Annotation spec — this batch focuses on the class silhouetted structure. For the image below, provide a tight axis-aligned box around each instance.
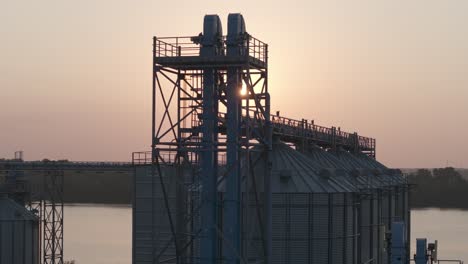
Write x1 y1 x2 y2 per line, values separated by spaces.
0 160 64 264
132 14 409 264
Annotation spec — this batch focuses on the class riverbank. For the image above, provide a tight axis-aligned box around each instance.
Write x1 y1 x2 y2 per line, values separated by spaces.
3 166 468 209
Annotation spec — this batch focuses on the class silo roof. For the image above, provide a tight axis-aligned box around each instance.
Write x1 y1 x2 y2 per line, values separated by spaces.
264 142 355 193
303 148 384 189
305 145 354 170
0 197 38 221
299 145 373 190
330 149 406 187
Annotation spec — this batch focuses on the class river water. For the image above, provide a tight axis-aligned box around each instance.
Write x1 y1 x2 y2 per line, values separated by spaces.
63 205 467 263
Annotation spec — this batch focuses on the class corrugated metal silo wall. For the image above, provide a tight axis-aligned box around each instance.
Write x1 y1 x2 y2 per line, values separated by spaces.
380 184 409 264
133 178 359 264
269 192 356 264
362 158 410 264
358 189 382 264
359 195 370 263
134 164 223 264
133 163 405 264
133 165 179 264
0 203 39 264
328 150 411 264
241 192 263 263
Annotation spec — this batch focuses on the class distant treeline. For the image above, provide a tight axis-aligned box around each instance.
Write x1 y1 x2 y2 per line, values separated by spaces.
3 165 468 208
17 170 133 204
408 167 468 209
60 171 132 204
52 167 468 209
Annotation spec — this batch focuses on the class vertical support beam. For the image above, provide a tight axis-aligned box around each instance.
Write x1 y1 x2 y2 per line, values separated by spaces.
370 193 374 262
176 69 187 263
406 185 411 264
354 194 360 264
373 139 377 159
388 187 393 264
43 170 64 264
301 119 306 150
151 36 157 159
331 127 337 153
308 194 313 263
377 190 382 264
353 132 359 154
343 194 348 264
264 45 273 264
176 156 187 263
149 36 157 264
328 194 333 264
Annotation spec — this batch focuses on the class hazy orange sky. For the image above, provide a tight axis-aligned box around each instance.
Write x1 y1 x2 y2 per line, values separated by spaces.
1 0 468 168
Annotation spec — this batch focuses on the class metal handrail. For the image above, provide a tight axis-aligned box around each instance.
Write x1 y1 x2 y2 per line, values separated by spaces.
153 35 268 63
410 259 464 264
0 160 132 168
132 150 226 166
270 114 375 150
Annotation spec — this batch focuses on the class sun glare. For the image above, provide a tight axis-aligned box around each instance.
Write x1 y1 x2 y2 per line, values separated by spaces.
240 82 247 96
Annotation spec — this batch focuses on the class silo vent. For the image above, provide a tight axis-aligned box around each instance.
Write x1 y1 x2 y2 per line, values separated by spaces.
335 168 346 177
319 169 332 180
350 169 360 178
388 168 402 175
279 169 291 182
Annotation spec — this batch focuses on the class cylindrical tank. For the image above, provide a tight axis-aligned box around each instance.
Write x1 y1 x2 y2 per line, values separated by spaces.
299 145 381 264
0 196 39 264
133 144 409 264
327 149 408 264
135 160 210 264
251 142 358 264
352 154 409 264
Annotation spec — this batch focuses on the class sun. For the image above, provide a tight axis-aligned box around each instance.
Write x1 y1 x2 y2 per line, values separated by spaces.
240 82 247 96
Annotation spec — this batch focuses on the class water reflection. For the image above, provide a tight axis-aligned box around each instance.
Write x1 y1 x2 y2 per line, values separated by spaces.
411 209 468 262
64 204 131 264
64 205 467 264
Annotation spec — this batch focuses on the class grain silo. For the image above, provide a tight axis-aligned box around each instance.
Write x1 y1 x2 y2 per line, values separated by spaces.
327 149 409 264
249 141 358 264
133 163 194 263
353 153 410 263
0 196 39 264
298 145 378 264
134 13 411 264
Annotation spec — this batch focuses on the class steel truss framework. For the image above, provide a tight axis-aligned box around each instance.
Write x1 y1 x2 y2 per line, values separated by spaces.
135 14 272 264
42 170 64 264
133 14 378 264
0 164 65 264
26 169 64 264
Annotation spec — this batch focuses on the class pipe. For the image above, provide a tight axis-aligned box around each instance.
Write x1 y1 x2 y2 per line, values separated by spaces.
200 14 223 264
224 13 245 264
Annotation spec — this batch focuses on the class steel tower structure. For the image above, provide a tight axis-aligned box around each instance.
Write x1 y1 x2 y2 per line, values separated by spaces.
42 170 64 264
26 169 64 264
133 13 381 264
0 162 64 264
133 14 271 263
